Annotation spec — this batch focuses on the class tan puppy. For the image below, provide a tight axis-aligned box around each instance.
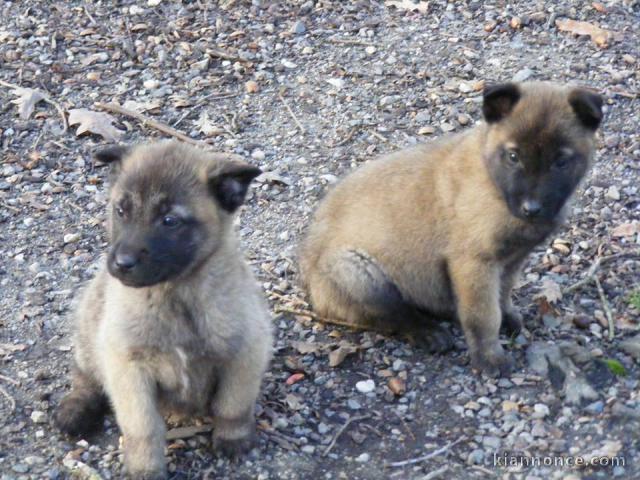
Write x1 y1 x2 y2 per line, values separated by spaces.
54 141 272 479
300 82 603 377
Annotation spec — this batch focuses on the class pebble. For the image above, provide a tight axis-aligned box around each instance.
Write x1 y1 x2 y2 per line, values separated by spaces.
251 149 265 161
301 445 315 454
347 399 361 410
355 379 375 394
30 410 47 424
355 453 370 463
63 233 81 244
12 463 29 473
467 448 485 465
245 80 259 94
291 20 306 34
512 67 534 82
606 186 621 201
532 403 550 419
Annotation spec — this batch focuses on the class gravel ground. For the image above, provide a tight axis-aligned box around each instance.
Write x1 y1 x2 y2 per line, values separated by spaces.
1 1 639 479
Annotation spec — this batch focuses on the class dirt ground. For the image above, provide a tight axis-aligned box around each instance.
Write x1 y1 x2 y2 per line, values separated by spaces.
1 1 639 479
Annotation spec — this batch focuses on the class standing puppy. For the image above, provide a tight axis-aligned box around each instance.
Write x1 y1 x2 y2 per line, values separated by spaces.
300 82 603 377
55 141 272 479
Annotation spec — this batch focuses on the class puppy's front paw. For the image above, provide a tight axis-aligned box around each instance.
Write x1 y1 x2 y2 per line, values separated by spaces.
54 392 107 436
470 347 514 378
213 427 256 459
501 308 523 337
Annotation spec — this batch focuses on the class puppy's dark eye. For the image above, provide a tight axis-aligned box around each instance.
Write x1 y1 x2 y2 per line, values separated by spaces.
553 153 572 170
504 150 519 164
115 206 125 217
162 215 181 228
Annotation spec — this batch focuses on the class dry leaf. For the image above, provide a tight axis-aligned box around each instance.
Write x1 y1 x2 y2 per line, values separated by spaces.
536 278 563 304
388 377 406 396
0 343 28 356
612 222 640 237
291 340 322 355
555 19 614 48
386 0 429 14
328 344 357 367
577 440 622 466
195 111 225 137
285 373 305 385
10 87 45 119
285 393 303 411
122 99 162 113
68 108 124 141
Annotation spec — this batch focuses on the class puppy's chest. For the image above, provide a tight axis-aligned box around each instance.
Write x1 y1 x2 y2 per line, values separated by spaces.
493 223 554 261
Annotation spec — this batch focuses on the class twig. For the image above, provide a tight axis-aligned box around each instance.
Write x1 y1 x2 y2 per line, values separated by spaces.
172 92 238 128
0 374 19 386
394 411 416 441
0 79 68 132
273 307 381 332
423 466 449 480
95 102 212 149
0 385 15 413
595 276 615 341
325 37 374 47
386 438 464 468
564 250 640 294
83 6 97 25
278 92 305 134
322 414 371 457
165 424 213 440
206 47 248 64
329 125 361 148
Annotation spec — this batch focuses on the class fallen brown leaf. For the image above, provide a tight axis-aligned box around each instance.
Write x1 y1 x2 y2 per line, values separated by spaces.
386 0 429 14
195 111 225 137
68 108 124 141
0 343 28 356
10 87 45 119
328 343 357 367
555 19 615 48
291 340 323 355
535 278 563 304
612 222 640 237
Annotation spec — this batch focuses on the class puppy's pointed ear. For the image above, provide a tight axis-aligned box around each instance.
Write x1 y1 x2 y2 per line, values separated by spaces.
94 145 129 180
569 88 603 130
482 83 521 123
208 159 262 213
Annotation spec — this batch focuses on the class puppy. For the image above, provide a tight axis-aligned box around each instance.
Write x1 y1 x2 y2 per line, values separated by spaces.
300 82 603 377
55 141 272 479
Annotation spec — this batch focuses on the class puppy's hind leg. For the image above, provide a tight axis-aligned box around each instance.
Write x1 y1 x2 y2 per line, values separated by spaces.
54 367 108 436
314 249 453 352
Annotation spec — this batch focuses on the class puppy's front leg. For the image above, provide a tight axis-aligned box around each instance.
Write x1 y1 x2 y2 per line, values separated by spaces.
104 354 166 479
449 258 514 377
211 353 264 457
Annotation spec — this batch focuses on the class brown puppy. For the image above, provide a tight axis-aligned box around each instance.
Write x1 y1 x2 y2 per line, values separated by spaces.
300 82 603 377
54 141 272 479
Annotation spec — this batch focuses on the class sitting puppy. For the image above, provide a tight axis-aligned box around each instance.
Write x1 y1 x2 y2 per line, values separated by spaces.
300 82 603 377
55 141 272 479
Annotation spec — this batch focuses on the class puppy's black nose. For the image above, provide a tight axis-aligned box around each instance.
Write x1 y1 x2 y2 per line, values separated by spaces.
521 200 542 218
115 252 138 271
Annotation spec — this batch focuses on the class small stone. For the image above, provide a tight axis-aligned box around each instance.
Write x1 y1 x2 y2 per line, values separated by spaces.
318 423 330 435
143 79 160 89
30 410 47 424
281 59 297 69
274 417 288 430
245 80 259 93
467 448 485 465
585 400 604 415
24 456 45 465
622 54 636 65
388 377 406 396
251 149 265 161
502 400 519 412
512 68 533 82
482 436 501 450
326 78 344 90
86 71 101 81
365 46 377 55
12 463 30 473
510 16 522 29
291 20 306 34
620 335 640 360
418 126 435 135
605 186 620 201
532 403 550 419
457 114 470 125
531 422 547 438
440 122 455 132
347 399 361 410
484 20 497 32
301 445 315 454
77 439 90 449
355 379 375 394
63 233 81 244
355 453 370 463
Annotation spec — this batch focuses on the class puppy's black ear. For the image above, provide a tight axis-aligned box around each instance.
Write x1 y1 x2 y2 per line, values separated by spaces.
482 83 521 123
208 160 262 213
94 145 129 180
569 88 603 130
